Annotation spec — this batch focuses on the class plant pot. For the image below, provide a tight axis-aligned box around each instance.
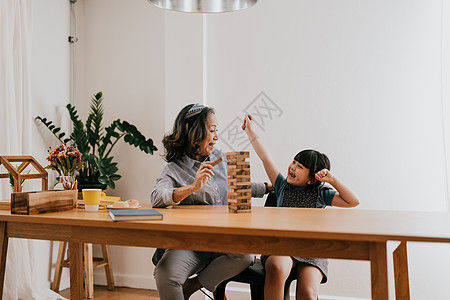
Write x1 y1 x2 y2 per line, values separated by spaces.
77 180 107 192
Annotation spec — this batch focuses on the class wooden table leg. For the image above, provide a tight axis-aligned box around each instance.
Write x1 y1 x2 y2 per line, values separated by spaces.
69 242 84 300
0 222 8 298
84 243 94 299
370 242 389 300
393 241 410 300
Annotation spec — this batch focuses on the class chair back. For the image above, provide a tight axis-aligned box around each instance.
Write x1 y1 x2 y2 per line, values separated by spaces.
264 191 278 207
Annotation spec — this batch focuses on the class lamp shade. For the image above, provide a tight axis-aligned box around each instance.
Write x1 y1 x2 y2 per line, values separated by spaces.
147 0 258 13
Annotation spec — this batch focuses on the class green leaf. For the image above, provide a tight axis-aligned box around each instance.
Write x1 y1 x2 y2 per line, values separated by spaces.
98 175 108 184
109 174 121 181
105 165 118 175
107 180 115 190
34 116 69 144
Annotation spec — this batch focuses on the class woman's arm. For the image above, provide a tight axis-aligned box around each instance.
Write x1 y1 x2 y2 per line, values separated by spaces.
151 162 215 207
243 115 279 186
172 162 214 203
315 169 360 207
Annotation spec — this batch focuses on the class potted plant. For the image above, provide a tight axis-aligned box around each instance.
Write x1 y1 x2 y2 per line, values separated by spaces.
36 91 158 190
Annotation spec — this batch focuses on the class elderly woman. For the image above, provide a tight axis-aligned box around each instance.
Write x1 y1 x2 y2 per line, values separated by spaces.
151 103 267 300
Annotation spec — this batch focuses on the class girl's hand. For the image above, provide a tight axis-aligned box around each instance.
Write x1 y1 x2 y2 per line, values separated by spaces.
315 169 335 184
242 114 254 133
191 162 215 192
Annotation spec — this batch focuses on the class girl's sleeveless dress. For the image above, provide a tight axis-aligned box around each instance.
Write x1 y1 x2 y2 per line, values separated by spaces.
261 183 329 283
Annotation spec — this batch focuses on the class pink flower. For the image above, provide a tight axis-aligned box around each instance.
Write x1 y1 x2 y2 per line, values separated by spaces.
45 145 84 176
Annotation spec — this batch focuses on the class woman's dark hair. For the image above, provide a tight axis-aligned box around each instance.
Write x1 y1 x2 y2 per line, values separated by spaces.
294 149 331 187
162 104 215 162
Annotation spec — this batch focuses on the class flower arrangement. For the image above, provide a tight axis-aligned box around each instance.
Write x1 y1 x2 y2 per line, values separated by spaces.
45 145 84 189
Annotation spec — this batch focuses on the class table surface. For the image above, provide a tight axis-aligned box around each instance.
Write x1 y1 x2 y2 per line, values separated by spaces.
0 205 448 243
0 205 448 300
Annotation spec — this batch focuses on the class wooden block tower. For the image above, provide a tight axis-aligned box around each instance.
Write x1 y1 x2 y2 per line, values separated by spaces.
227 151 251 213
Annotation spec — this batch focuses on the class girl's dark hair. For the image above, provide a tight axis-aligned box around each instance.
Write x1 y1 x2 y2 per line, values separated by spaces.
294 149 331 187
162 104 215 162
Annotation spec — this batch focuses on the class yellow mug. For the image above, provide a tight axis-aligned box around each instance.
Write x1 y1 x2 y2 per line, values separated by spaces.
82 189 105 211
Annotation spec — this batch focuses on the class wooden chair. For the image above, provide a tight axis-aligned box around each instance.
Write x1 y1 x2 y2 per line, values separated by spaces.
214 257 296 300
151 192 296 300
214 191 296 300
52 242 115 298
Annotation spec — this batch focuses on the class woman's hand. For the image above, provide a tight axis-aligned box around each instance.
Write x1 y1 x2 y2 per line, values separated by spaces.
315 169 335 185
191 162 215 192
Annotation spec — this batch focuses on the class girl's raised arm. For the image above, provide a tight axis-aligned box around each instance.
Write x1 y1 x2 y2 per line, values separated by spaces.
243 115 279 185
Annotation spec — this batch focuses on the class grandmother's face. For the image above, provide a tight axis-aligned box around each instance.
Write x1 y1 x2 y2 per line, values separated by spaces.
196 113 218 159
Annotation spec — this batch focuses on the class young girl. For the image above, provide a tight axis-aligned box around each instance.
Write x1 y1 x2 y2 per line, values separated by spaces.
243 115 360 300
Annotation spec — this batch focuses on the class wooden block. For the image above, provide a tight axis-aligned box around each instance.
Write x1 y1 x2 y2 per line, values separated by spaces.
237 179 250 183
237 189 251 194
235 175 251 179
235 209 251 213
227 151 249 158
211 157 223 167
11 190 76 215
236 204 251 208
235 152 249 158
229 208 251 213
234 200 251 205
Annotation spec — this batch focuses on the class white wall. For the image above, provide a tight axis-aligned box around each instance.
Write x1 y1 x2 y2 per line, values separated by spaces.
206 0 450 299
28 0 450 299
76 0 166 291
31 0 72 292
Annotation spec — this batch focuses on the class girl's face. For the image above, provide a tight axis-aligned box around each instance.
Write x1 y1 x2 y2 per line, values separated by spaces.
195 113 219 160
287 160 312 187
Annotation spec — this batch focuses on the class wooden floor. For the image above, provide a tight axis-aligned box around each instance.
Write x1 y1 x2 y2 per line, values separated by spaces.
59 285 160 300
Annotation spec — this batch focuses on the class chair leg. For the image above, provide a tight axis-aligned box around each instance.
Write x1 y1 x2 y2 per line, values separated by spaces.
84 243 94 299
51 242 67 292
101 244 115 290
250 282 264 300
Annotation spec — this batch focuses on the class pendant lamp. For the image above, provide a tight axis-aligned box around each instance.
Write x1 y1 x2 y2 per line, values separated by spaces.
147 0 258 13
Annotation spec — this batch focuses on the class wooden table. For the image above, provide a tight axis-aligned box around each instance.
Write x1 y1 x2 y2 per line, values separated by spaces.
0 206 448 299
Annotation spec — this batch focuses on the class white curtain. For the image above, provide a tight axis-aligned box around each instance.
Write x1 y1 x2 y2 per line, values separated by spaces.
0 1 64 299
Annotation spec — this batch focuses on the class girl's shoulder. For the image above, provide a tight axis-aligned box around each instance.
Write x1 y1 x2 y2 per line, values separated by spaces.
273 173 287 194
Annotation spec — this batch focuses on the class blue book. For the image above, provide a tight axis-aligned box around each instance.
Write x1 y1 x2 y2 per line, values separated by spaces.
109 209 163 221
